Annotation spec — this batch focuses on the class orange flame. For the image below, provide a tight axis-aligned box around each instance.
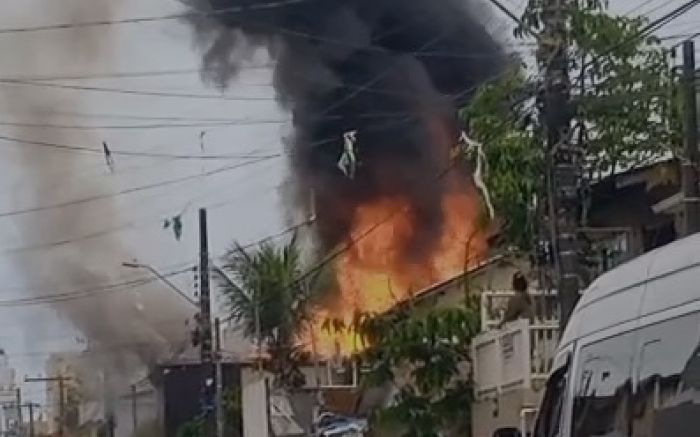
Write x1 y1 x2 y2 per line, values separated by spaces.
305 178 488 357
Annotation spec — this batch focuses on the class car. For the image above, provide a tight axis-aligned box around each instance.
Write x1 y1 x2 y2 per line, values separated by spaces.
314 412 368 437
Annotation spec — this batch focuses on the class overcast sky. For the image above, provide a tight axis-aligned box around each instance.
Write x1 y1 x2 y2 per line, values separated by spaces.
0 0 697 405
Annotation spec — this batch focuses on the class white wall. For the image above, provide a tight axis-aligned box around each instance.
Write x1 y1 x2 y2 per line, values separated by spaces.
241 368 270 437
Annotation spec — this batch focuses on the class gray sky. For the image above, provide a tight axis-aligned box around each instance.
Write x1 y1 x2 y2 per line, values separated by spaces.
0 0 697 406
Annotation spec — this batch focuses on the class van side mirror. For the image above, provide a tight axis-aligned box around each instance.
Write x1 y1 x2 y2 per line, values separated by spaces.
493 427 522 437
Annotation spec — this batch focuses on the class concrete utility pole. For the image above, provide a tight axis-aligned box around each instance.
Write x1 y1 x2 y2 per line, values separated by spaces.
539 0 581 330
15 388 22 432
25 376 71 437
24 402 39 437
214 318 224 437
130 384 138 434
681 39 700 236
199 208 213 364
198 208 217 437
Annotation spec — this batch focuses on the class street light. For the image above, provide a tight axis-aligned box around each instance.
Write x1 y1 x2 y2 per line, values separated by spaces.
121 261 199 309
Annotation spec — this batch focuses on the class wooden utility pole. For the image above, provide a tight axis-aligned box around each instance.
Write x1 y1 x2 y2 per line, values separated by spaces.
681 39 700 236
25 376 71 437
539 0 581 330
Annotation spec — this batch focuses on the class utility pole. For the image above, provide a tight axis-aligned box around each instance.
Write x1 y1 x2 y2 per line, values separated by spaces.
25 376 71 437
214 318 224 437
24 402 39 437
131 384 138 434
198 208 216 437
539 0 581 330
199 208 213 363
681 39 700 236
15 388 22 432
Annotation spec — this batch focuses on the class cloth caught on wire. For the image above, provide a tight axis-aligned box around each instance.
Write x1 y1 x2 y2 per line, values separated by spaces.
459 131 495 219
337 130 358 179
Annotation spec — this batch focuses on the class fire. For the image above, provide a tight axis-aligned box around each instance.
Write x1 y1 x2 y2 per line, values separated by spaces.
305 180 488 357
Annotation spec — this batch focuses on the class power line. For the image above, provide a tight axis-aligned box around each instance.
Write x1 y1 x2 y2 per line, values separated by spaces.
0 174 282 256
0 267 191 307
625 0 668 16
0 134 281 160
0 66 273 82
0 118 287 131
0 0 315 35
0 156 280 219
0 78 276 101
0 108 272 123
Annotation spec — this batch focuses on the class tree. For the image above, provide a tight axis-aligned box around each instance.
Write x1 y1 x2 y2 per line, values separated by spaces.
462 1 679 249
356 307 480 437
218 236 323 388
176 417 205 437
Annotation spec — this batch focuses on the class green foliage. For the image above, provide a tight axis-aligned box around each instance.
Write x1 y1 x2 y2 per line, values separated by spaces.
462 2 679 249
357 307 480 437
218 236 322 387
176 417 205 437
569 8 679 175
223 387 243 437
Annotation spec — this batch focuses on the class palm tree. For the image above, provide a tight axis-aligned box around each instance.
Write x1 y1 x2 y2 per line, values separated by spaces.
217 236 323 388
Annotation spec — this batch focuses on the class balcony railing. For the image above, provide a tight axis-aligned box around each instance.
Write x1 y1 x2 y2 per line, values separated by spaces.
472 318 558 400
480 290 559 332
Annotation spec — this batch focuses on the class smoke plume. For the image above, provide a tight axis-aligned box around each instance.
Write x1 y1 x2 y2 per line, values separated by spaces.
184 0 508 259
2 0 191 398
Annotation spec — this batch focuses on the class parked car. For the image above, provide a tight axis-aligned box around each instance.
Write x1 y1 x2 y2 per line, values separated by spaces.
314 412 368 437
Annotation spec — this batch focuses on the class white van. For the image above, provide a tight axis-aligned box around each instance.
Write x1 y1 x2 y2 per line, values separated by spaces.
533 233 700 437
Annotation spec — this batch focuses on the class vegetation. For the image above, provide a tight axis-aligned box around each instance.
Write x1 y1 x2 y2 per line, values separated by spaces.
355 307 480 437
462 0 679 249
217 236 325 388
176 417 205 437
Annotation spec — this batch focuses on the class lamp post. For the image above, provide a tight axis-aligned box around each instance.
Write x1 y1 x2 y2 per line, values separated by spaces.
121 261 199 309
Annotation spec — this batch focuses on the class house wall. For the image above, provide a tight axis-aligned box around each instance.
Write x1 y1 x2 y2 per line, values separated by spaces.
411 256 530 316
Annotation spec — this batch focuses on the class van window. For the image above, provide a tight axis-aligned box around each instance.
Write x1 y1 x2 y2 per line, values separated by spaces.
571 332 635 437
631 312 700 437
534 354 569 437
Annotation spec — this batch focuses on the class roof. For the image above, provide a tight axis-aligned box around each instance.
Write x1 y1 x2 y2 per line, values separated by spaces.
561 232 700 345
408 254 508 305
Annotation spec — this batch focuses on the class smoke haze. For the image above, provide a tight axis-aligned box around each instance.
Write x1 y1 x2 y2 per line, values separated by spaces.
183 0 509 260
1 0 192 396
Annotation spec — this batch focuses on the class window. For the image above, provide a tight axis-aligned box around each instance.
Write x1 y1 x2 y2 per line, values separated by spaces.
534 354 569 437
571 332 635 437
631 312 700 437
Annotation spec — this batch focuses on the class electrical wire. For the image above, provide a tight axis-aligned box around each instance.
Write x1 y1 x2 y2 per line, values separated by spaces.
0 0 315 35
0 268 191 307
0 134 281 160
0 118 287 131
0 78 277 101
0 156 280 219
0 173 282 256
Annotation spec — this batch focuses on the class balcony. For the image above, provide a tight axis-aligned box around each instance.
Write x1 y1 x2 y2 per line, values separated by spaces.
472 291 559 400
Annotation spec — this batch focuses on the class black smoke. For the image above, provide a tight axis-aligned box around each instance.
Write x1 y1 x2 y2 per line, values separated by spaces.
184 0 508 256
